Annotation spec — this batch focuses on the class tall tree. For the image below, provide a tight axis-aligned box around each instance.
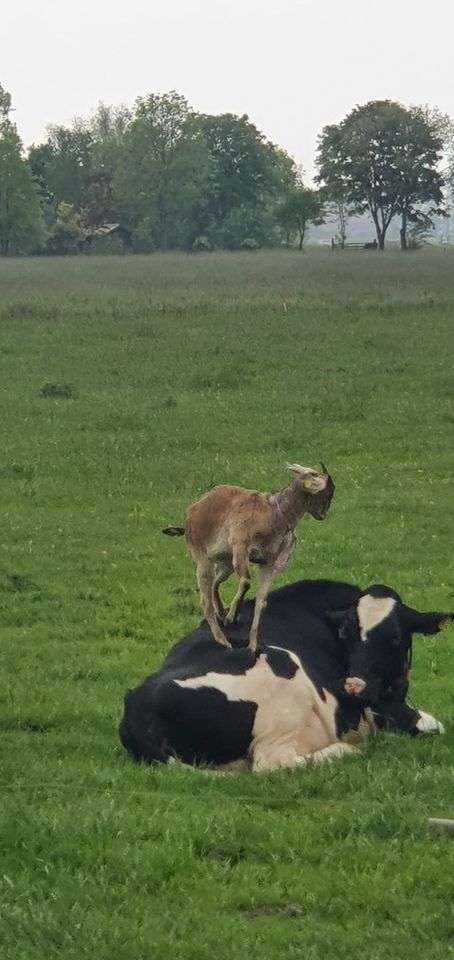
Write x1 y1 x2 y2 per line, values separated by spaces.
83 103 130 227
316 100 444 250
0 84 44 254
29 105 130 229
113 91 210 250
29 122 94 211
192 113 289 248
276 186 325 250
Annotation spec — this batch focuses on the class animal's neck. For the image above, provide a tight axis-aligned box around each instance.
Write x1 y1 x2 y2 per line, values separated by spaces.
274 479 310 526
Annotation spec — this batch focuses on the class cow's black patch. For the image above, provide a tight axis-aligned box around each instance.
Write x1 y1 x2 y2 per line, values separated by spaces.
264 646 298 679
120 676 257 766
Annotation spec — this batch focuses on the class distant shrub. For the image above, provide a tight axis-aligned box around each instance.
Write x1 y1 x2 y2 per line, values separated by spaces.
240 237 260 250
131 220 155 254
47 202 83 256
87 234 127 256
41 383 73 398
191 235 213 253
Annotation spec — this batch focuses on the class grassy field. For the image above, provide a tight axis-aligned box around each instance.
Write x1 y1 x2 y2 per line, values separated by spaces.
1 249 454 960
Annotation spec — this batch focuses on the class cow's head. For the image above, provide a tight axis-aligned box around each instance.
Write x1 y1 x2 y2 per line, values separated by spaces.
286 461 335 520
328 585 453 705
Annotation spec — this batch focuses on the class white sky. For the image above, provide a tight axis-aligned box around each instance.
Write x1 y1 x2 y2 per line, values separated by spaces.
3 0 454 178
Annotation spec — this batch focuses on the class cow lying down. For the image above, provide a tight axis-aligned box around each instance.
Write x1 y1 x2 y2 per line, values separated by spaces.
119 579 452 772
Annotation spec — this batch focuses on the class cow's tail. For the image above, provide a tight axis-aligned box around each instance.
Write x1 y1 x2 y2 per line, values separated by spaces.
162 526 185 537
119 689 168 765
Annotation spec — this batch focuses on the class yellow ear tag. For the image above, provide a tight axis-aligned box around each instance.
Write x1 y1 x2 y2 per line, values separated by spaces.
303 479 313 489
438 618 451 631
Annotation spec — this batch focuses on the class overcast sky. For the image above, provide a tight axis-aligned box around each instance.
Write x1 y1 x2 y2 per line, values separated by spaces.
4 0 454 178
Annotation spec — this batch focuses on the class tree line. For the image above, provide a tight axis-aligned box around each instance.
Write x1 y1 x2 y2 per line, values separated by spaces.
1 83 453 256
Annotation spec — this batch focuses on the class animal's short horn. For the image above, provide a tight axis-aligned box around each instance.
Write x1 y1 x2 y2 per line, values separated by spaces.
320 461 328 474
286 462 312 474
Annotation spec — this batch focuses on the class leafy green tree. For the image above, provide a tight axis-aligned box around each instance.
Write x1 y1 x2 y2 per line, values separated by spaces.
0 84 12 118
192 113 290 248
29 123 94 211
113 91 210 250
83 103 130 227
29 104 129 229
0 84 44 254
276 186 325 250
316 100 444 250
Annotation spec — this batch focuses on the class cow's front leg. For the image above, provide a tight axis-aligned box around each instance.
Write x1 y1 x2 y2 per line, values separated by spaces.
372 697 445 736
252 741 357 772
415 710 445 735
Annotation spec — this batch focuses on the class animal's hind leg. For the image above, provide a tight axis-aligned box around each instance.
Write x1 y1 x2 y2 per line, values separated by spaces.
196 560 230 647
225 546 251 625
213 562 231 622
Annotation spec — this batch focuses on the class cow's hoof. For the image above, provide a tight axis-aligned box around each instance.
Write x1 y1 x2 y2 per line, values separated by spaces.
344 676 366 696
416 711 445 735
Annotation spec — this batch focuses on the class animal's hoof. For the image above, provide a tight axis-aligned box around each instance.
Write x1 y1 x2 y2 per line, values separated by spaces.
247 638 261 658
224 610 238 626
416 711 445 735
344 677 366 696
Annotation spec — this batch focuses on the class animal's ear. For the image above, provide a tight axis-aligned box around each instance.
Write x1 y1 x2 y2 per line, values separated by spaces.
404 609 454 636
285 463 327 493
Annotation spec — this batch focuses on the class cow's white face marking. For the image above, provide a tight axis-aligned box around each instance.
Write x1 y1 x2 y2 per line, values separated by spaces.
416 711 445 735
357 595 396 642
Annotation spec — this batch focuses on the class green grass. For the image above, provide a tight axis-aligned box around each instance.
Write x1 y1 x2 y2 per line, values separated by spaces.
1 248 454 959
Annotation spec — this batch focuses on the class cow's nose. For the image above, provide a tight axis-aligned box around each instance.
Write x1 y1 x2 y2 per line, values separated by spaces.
344 677 366 696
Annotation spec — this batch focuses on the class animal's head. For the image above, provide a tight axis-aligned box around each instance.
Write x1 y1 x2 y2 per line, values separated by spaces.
327 585 454 705
286 461 335 520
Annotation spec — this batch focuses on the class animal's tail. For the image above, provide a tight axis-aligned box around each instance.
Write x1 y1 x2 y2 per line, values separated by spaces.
162 526 185 536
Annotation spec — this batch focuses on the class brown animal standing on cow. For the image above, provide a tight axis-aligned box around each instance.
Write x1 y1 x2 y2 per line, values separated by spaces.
162 462 335 651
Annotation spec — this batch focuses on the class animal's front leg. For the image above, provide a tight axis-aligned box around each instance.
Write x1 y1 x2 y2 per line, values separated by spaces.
415 711 445 735
372 696 445 736
248 564 275 652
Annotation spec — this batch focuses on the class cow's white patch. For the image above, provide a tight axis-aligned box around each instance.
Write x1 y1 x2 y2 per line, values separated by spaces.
174 646 303 702
357 595 396 641
416 711 445 735
175 649 341 771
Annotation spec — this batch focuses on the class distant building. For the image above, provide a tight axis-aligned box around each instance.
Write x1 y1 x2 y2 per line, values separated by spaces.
82 223 132 249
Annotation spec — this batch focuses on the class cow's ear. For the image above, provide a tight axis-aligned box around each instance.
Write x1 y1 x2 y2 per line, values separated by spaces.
404 609 454 636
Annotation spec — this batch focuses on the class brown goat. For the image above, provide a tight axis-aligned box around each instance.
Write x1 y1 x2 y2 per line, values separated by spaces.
163 463 335 651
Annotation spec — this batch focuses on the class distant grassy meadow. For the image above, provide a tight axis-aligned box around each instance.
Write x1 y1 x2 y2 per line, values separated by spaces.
1 249 454 959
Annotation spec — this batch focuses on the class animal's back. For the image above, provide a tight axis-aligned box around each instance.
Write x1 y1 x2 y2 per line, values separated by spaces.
185 484 267 552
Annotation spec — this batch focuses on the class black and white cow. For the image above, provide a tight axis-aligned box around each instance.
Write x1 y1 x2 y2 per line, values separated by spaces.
119 579 452 772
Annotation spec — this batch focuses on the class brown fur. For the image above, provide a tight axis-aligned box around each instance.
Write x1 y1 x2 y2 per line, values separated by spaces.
165 464 335 651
